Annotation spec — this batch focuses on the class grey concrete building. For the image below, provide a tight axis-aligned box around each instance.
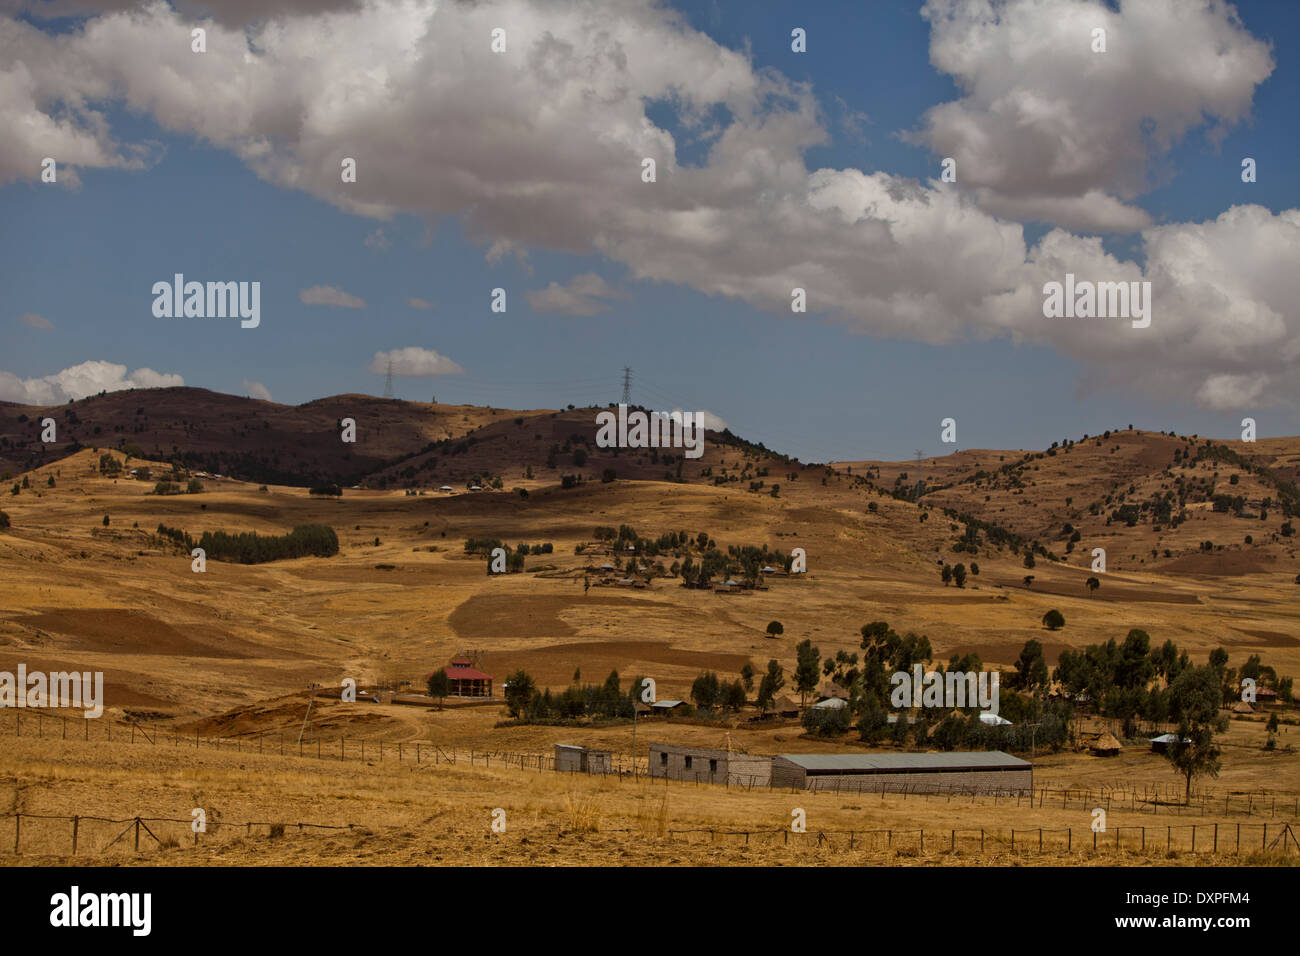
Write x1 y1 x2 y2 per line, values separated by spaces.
771 751 1032 794
646 742 772 787
554 743 613 774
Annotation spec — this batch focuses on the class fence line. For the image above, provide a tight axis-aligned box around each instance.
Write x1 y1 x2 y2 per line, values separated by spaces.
664 822 1300 856
5 809 1294 859
4 709 1297 818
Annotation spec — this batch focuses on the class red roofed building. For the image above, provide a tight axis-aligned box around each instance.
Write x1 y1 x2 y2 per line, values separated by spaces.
445 658 494 698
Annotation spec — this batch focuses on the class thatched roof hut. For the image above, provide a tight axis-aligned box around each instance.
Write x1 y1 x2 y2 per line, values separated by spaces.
1090 732 1122 756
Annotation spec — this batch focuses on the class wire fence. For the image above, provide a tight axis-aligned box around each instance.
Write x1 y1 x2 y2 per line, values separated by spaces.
5 708 1299 819
2 810 1295 860
664 821 1300 856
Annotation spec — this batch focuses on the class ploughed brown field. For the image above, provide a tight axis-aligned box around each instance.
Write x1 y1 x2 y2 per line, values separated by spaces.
1 393 1298 866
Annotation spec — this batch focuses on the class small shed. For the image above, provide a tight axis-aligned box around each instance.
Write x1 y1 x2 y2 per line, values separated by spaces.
770 695 800 718
811 697 848 711
651 699 688 715
1232 701 1255 715
554 744 613 774
1149 733 1190 754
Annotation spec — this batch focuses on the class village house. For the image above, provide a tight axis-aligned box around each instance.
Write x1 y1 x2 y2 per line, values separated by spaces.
443 657 493 698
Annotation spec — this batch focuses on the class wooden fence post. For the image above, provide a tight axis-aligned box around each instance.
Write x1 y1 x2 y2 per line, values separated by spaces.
14 813 19 853
134 818 140 852
72 816 79 855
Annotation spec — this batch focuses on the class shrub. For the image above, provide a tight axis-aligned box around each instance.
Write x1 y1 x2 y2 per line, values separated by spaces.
1042 609 1065 630
186 478 204 494
152 481 182 495
309 483 343 497
802 704 851 737
0 511 9 530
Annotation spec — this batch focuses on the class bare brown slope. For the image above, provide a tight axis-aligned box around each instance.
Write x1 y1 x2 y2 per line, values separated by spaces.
0 387 547 486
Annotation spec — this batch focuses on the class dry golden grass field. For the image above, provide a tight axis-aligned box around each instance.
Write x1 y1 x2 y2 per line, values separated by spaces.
2 406 1299 868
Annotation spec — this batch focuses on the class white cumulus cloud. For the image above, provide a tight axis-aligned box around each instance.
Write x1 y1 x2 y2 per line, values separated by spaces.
0 0 1293 411
0 360 184 404
526 273 626 316
367 347 464 377
911 0 1274 232
242 379 273 401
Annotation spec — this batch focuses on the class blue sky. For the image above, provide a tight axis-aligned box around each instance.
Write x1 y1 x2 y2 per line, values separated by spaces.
2 0 1297 462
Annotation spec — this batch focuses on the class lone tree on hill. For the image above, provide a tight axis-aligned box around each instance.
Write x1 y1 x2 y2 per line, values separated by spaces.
765 620 784 640
426 669 449 709
1023 552 1036 569
1023 575 1035 588
953 563 967 588
1042 609 1065 630
1086 576 1100 596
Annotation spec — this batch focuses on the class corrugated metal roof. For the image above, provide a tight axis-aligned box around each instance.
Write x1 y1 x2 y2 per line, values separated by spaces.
776 751 1030 771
